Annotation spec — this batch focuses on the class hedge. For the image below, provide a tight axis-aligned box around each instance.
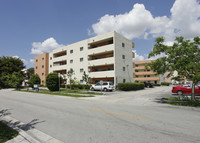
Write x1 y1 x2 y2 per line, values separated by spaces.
161 82 170 86
65 84 92 90
118 83 145 91
154 84 161 86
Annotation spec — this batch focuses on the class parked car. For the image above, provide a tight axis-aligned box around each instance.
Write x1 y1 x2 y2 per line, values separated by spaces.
172 84 200 95
144 82 154 88
90 82 114 92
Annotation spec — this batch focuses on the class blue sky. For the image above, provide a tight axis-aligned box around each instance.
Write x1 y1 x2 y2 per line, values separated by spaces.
0 0 200 68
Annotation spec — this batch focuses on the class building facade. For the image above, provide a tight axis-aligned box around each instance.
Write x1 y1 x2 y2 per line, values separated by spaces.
133 60 164 84
49 31 135 85
34 53 49 85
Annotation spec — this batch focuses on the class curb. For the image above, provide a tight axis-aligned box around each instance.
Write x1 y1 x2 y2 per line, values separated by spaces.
1 116 64 143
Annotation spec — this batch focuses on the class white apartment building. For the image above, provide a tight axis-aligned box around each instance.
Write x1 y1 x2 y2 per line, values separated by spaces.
49 31 134 85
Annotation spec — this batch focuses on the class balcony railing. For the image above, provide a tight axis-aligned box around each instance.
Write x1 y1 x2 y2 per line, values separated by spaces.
88 57 114 67
134 71 157 76
89 70 114 78
134 77 160 81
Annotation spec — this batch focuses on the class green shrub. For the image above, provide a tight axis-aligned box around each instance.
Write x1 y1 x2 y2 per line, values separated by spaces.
46 73 61 91
65 84 91 90
154 84 161 86
118 82 145 91
28 74 41 88
60 84 65 88
161 82 170 86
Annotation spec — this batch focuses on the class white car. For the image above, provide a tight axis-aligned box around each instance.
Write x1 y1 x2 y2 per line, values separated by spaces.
91 82 114 92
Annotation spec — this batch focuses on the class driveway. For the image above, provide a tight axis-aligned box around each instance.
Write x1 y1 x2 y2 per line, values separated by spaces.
81 86 172 106
1 86 200 143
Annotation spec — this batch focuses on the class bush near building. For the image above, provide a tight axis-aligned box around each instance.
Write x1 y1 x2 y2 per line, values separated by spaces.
154 84 161 86
65 84 92 90
46 73 62 91
161 82 170 86
28 74 41 88
118 83 145 91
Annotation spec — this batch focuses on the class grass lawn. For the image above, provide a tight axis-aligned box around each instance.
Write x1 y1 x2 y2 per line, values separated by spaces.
0 121 18 143
18 88 103 97
162 97 200 107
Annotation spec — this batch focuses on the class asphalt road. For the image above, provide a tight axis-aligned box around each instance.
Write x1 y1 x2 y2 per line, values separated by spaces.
0 87 200 143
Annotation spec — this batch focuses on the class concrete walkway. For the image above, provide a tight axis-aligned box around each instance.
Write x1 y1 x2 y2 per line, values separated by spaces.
1 116 63 143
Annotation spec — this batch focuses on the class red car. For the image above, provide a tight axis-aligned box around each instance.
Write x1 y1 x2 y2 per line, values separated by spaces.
172 84 200 95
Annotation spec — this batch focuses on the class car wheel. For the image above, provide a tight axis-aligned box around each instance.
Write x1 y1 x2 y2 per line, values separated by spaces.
91 87 94 91
103 88 108 92
177 91 183 95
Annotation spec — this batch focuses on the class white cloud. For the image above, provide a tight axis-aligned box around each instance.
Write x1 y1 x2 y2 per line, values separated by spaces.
31 37 64 55
90 0 200 41
30 59 34 63
132 50 145 62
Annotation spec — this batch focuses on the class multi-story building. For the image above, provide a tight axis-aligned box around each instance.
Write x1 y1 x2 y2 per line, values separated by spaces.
49 31 135 85
34 53 49 85
133 60 164 84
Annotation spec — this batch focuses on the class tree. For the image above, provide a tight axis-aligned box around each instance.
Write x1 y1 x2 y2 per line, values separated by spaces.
148 36 200 101
46 73 61 91
28 74 41 88
66 69 75 90
27 68 34 79
82 71 91 91
10 72 25 90
0 56 25 88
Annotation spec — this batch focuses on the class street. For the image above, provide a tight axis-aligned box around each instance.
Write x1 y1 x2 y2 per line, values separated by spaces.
0 86 200 143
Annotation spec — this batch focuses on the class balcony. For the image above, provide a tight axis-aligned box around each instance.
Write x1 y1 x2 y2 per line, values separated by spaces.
88 37 113 49
52 55 67 62
53 51 67 58
88 57 114 67
89 70 114 78
52 64 67 71
88 44 114 55
134 77 160 81
135 71 157 76
134 66 150 70
53 60 67 67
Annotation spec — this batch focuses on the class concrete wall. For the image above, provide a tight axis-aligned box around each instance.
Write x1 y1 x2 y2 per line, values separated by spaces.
114 32 134 85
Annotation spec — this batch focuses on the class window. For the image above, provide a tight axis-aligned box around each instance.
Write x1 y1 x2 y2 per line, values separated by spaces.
70 60 73 63
80 68 83 72
50 65 52 68
123 67 125 71
80 80 83 83
42 57 44 60
50 57 52 60
42 65 44 68
70 50 73 54
36 66 37 69
123 79 126 83
80 47 83 51
103 83 108 85
42 73 44 76
36 59 38 62
122 55 125 59
122 43 125 47
42 80 44 84
80 58 83 62
147 75 150 77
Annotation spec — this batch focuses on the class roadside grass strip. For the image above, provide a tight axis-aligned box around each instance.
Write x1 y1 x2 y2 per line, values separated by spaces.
0 121 18 143
18 89 95 97
162 97 200 107
88 109 150 120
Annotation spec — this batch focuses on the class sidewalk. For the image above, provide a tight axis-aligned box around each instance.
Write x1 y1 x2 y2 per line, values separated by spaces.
1 116 63 143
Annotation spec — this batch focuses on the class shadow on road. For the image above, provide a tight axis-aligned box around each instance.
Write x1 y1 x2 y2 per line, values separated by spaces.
0 109 45 131
0 109 11 117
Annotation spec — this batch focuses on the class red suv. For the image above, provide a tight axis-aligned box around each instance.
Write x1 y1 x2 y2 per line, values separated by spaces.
172 84 200 95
